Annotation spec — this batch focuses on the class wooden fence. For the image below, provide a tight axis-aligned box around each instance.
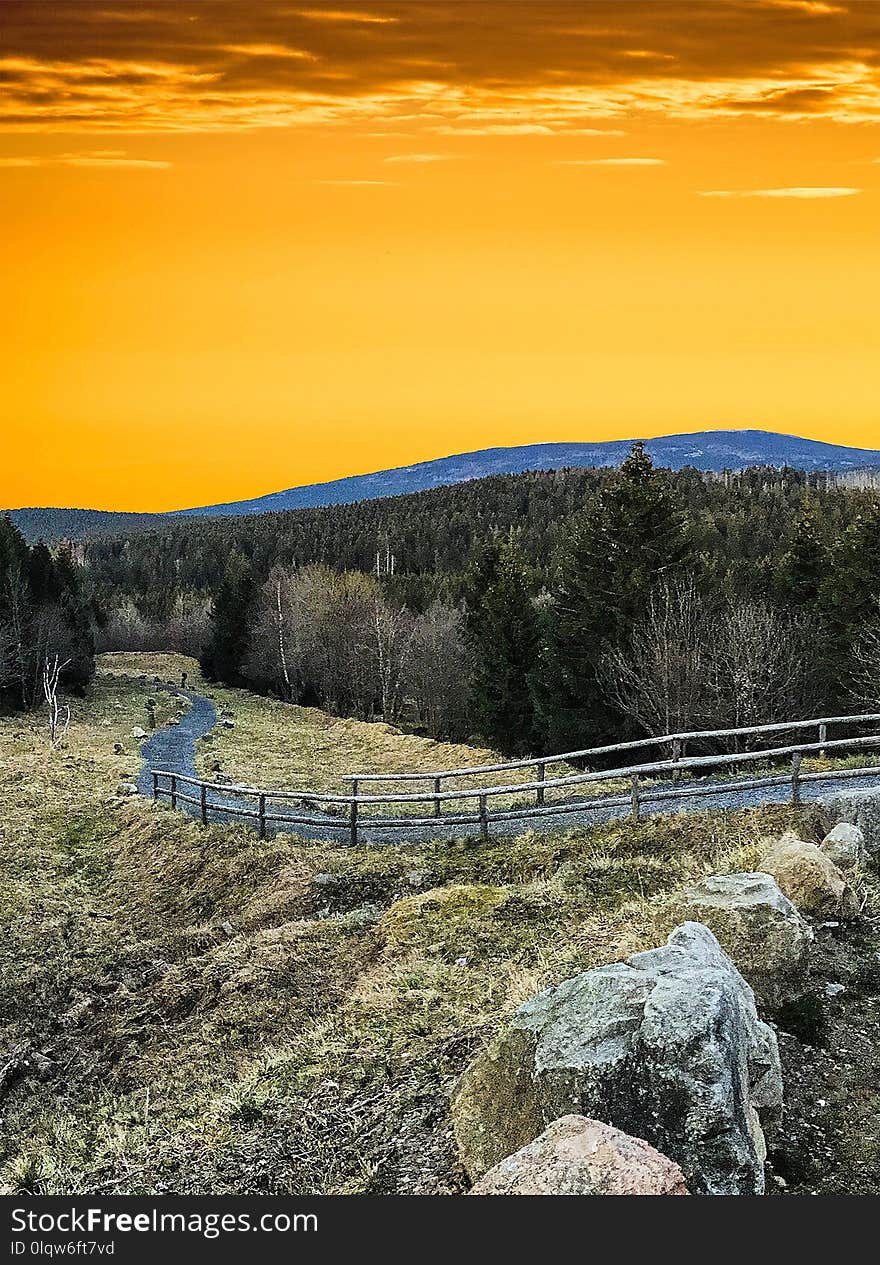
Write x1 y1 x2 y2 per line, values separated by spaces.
151 711 880 843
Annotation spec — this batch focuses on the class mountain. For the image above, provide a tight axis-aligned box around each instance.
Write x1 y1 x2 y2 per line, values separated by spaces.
8 429 880 541
175 430 880 519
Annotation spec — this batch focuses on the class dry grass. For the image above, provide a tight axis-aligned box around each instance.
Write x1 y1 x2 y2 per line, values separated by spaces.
0 652 838 1195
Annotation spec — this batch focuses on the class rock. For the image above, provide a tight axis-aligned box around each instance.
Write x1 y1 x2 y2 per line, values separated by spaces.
222 719 235 729
759 834 859 920
452 922 781 1196
820 823 866 871
818 787 880 855
130 727 147 740
655 873 812 1008
113 742 124 755
469 1115 690 1195
115 782 139 798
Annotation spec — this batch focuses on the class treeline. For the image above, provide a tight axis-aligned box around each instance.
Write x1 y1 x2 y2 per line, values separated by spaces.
83 462 861 609
182 445 880 754
0 517 95 714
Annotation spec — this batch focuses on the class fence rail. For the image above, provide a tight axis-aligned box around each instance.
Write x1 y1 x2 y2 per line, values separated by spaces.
151 711 880 843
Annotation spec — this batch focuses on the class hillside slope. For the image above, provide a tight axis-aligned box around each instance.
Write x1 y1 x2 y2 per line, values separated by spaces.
3 653 879 1195
9 429 880 542
177 430 880 519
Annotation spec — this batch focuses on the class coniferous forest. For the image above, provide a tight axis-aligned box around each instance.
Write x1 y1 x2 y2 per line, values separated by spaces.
6 445 880 755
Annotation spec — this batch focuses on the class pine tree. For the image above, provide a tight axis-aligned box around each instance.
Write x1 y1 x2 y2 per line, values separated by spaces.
465 536 540 754
820 502 880 704
778 499 826 606
535 442 689 750
201 553 255 685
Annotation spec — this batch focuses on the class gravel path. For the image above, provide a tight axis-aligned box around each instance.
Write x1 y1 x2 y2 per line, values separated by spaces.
138 690 880 845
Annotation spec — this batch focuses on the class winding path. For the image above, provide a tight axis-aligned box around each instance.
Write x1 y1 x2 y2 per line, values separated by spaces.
137 689 880 844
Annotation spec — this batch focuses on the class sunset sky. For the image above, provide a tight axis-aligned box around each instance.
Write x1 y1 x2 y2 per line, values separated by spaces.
2 0 880 510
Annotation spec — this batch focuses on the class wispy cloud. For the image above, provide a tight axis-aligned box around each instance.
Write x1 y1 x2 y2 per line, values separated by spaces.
557 157 667 166
292 9 399 23
221 43 316 60
384 152 452 164
699 185 861 198
764 1 846 15
0 149 171 169
313 178 396 186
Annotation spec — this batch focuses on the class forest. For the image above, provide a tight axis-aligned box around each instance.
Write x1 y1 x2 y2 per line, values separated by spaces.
5 445 880 757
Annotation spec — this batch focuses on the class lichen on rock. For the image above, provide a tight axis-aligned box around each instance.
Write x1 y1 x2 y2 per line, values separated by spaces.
452 922 782 1195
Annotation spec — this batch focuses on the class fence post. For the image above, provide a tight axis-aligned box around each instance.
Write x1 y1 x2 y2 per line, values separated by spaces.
434 776 441 817
152 771 159 800
671 738 682 784
200 782 207 825
479 794 489 841
630 773 640 822
791 751 802 806
818 722 827 760
170 774 177 810
258 792 266 839
350 778 359 847
536 762 545 806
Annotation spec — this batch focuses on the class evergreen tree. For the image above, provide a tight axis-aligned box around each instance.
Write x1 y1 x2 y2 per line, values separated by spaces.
200 552 255 685
465 536 540 754
0 520 95 711
778 499 826 606
535 442 689 750
820 502 880 703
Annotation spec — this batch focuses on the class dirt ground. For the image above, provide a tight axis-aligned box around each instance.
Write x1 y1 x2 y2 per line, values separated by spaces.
765 913 880 1195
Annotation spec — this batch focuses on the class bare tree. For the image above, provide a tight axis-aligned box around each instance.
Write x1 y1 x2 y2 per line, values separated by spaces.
709 599 821 734
406 600 474 738
97 595 210 656
850 603 880 710
373 596 415 723
599 578 712 736
43 653 71 746
601 580 823 741
275 574 292 699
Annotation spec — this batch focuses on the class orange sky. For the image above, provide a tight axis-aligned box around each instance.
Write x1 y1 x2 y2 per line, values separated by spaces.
2 0 880 510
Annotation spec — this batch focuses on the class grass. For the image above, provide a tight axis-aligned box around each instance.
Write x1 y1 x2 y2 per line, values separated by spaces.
0 652 874 1195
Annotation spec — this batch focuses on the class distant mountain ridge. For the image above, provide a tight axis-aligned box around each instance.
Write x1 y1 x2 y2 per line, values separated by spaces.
8 429 880 542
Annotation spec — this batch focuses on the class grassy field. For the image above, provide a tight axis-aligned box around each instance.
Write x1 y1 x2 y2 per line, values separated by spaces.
0 652 867 1194
101 652 599 816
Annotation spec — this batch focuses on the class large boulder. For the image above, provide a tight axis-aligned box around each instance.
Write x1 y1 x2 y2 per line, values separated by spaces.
452 922 781 1196
469 1115 689 1195
654 873 812 1008
759 834 859 920
818 787 880 856
820 823 866 872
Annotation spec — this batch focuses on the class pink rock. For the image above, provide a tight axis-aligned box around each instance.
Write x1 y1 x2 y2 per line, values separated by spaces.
469 1115 690 1196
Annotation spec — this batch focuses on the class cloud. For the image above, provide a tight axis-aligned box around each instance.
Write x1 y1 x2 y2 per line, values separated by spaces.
291 9 399 22
220 44 317 59
699 186 862 197
3 2 880 135
60 152 172 168
384 152 452 163
0 149 171 169
313 178 396 185
763 1 846 14
556 157 666 166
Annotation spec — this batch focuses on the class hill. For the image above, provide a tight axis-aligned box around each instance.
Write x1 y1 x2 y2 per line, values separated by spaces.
175 430 880 519
3 653 878 1195
8 429 880 542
